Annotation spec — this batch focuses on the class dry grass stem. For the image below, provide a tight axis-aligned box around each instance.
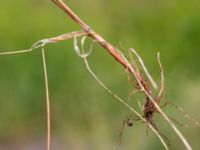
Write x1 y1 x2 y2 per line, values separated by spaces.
50 1 193 149
0 31 87 150
156 52 164 104
41 45 51 150
129 48 157 90
73 37 169 150
0 1 195 150
0 31 87 56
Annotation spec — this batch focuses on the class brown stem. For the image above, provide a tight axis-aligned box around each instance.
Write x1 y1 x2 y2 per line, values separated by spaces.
51 1 192 150
51 0 131 71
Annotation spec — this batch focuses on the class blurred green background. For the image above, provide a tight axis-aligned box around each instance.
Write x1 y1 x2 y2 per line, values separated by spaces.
0 0 200 150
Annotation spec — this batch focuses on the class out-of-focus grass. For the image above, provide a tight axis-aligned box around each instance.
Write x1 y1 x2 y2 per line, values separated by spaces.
0 0 199 149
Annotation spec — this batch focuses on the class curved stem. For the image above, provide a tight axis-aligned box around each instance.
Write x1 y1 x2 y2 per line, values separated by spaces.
51 1 192 149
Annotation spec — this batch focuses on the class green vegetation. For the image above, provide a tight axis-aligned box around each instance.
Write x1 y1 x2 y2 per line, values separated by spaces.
0 0 199 149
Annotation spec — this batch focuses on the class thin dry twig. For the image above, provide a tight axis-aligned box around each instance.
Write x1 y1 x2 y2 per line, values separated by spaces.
73 36 169 150
156 52 164 104
51 1 192 149
129 48 157 90
0 31 87 150
41 45 51 150
0 1 194 150
0 31 87 56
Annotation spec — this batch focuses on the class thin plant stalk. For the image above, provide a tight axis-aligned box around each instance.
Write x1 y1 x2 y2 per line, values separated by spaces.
0 31 87 150
41 45 51 150
51 1 192 149
0 31 87 56
73 38 169 149
129 48 157 90
0 1 193 149
156 52 164 104
83 56 169 150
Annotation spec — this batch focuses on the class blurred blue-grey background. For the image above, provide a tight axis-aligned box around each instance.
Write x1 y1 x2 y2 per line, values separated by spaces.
0 0 199 149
